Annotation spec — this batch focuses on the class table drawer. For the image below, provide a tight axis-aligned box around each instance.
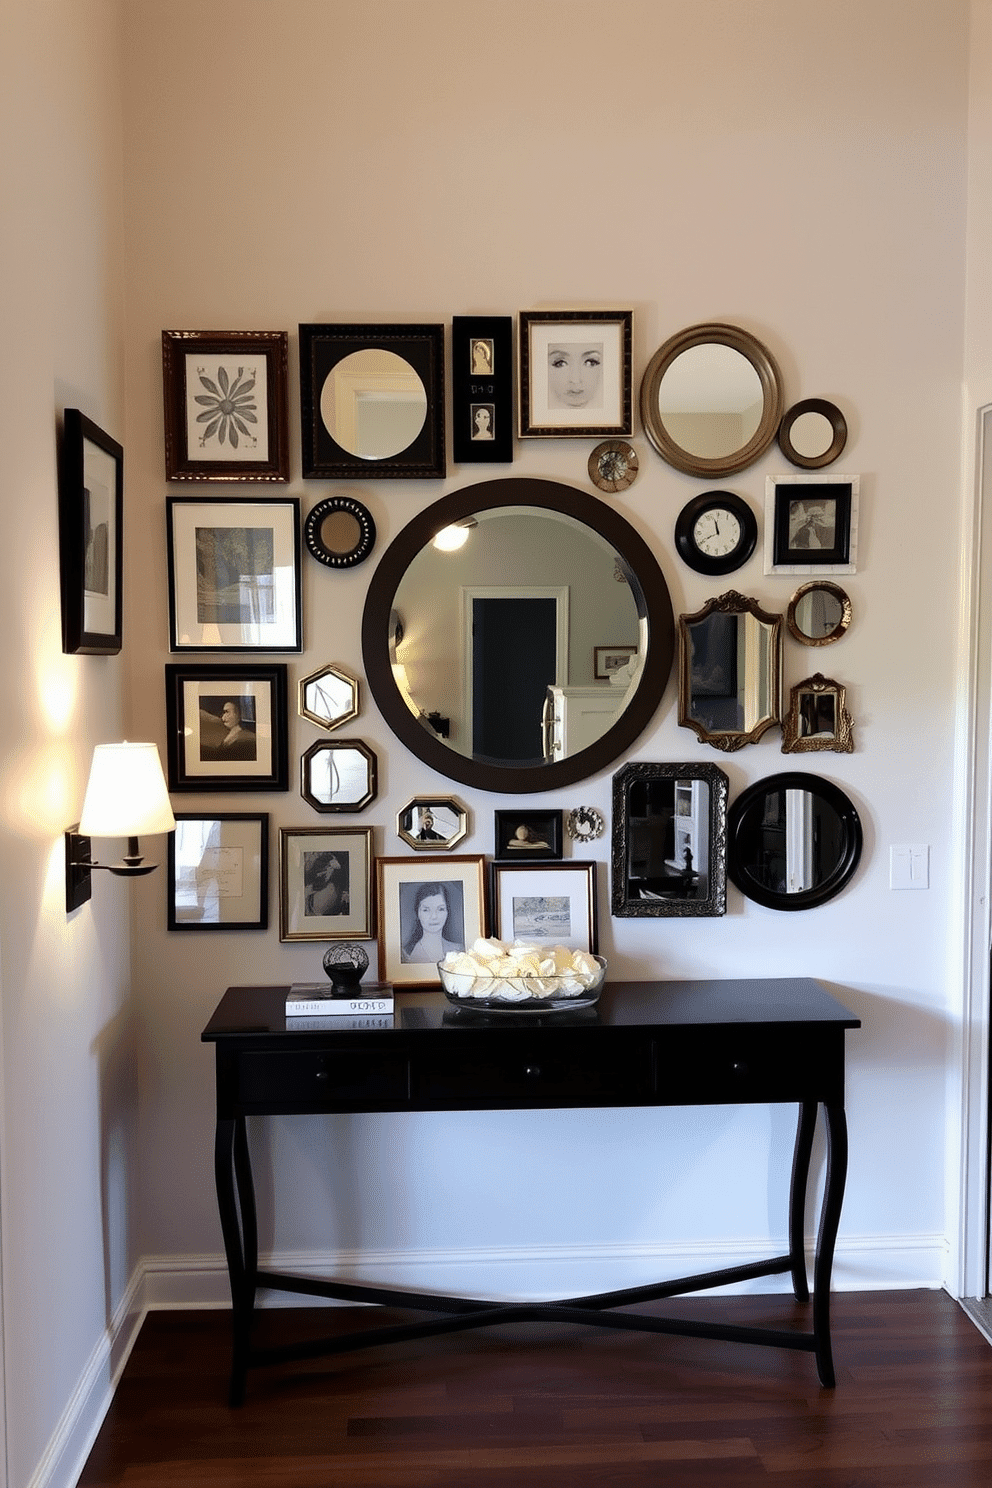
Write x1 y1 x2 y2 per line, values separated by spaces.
413 1040 653 1109
653 1027 842 1105
236 1050 410 1107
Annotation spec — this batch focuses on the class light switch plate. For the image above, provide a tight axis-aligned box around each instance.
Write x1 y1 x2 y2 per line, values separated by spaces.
890 844 929 890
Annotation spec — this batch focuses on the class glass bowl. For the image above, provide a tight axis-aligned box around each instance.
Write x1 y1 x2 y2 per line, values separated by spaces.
437 954 606 1013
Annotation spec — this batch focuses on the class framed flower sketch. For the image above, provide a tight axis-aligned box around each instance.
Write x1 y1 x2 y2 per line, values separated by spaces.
166 497 301 651
490 861 599 952
161 330 290 482
376 855 486 987
764 474 860 575
299 323 446 479
518 309 632 438
164 663 288 791
279 826 374 942
451 315 514 464
493 809 563 861
58 408 123 654
167 813 268 931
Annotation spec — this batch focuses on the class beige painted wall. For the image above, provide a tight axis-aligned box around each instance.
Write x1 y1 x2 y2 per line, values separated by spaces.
0 2 133 1484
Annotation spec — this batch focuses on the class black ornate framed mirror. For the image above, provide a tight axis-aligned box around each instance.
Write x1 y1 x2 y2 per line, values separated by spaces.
612 761 729 918
304 495 376 569
361 478 676 793
727 771 863 910
678 591 782 751
640 323 784 478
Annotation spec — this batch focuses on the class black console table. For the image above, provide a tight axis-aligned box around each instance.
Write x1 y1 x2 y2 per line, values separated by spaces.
202 977 859 1404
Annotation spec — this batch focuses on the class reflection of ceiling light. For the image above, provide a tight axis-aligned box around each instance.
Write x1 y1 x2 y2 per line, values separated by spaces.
433 519 477 552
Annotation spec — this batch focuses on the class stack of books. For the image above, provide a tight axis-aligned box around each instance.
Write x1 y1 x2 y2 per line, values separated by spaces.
285 983 393 1029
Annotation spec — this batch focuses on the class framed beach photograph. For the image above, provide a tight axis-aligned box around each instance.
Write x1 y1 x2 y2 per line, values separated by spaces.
518 309 632 438
58 408 123 654
493 809 563 861
162 330 290 482
490 861 599 952
764 474 860 575
451 315 513 464
299 322 445 479
164 663 288 791
167 813 268 931
166 496 301 651
376 855 486 987
279 826 374 942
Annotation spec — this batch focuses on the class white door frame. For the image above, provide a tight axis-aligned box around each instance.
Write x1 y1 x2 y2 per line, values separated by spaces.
954 391 992 1300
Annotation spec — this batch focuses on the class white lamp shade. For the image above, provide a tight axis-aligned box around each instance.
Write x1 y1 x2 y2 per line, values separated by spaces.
78 742 176 838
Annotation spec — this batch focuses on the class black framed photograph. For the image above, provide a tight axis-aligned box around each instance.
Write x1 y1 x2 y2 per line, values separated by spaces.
764 475 859 575
299 322 445 478
490 861 598 951
279 826 374 942
167 813 268 930
452 315 513 464
166 497 301 651
58 408 123 654
161 330 289 482
164 663 288 791
493 809 563 860
376 855 486 987
518 309 632 438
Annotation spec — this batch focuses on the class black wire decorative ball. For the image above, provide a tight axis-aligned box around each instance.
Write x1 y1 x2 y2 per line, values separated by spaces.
321 942 370 993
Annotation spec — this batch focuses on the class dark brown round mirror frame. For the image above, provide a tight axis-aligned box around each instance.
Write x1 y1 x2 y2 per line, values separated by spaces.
640 322 784 478
777 398 848 469
361 478 676 794
727 770 863 911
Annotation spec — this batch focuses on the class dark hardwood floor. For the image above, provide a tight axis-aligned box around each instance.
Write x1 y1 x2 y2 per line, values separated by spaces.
78 1289 992 1487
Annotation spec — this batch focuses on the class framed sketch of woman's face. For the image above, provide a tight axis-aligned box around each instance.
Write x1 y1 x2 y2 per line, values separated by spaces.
376 855 486 987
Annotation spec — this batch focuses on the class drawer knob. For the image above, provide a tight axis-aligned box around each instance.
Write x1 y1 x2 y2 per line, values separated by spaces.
524 1064 542 1078
732 1060 749 1077
315 1071 329 1081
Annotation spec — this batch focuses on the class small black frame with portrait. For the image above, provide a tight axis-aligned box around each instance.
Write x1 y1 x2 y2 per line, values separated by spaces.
58 408 124 655
494 809 563 860
164 662 289 791
452 315 514 464
765 476 859 575
299 323 445 479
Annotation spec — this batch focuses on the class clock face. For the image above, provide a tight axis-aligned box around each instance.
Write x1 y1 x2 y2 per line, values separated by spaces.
675 492 757 576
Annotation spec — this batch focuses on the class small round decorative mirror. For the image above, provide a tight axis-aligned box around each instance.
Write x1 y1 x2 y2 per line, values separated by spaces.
786 580 852 646
304 496 376 569
640 323 784 478
778 398 847 469
727 771 863 910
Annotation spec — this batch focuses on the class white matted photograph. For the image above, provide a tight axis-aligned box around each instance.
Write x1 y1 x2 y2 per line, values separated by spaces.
519 310 632 437
764 474 860 575
376 855 486 987
279 826 374 942
490 861 598 952
168 814 268 931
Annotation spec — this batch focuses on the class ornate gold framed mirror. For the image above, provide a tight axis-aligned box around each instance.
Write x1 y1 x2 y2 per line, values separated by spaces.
786 580 852 646
781 674 854 754
298 664 359 731
678 591 782 751
640 323 784 478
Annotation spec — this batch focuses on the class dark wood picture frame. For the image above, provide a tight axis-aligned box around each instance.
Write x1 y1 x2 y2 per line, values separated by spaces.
493 809 563 860
164 662 289 791
166 496 302 652
452 315 513 464
490 859 599 951
167 813 269 930
58 408 123 654
162 330 289 482
299 323 446 479
518 309 632 438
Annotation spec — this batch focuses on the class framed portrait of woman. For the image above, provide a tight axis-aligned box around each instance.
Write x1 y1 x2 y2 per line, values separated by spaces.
518 309 632 438
279 826 374 942
376 855 486 987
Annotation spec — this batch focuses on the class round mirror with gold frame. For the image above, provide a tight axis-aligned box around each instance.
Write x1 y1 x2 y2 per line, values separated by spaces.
778 398 847 469
640 323 784 478
786 580 852 646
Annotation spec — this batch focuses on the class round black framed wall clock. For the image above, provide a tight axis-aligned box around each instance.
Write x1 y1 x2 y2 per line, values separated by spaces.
674 491 757 576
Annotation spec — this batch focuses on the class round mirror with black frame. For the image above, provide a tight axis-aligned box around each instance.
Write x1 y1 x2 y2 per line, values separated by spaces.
304 495 376 569
640 323 784 478
361 478 676 793
727 771 863 910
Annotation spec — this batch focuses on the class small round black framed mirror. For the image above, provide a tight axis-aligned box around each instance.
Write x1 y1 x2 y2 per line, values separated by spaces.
304 495 376 569
727 771 863 910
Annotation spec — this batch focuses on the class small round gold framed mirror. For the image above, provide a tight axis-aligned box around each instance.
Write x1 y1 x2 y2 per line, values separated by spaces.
786 580 852 646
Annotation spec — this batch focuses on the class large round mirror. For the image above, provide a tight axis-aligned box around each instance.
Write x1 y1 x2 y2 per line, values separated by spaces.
640 323 784 477
362 479 675 792
320 347 427 460
727 771 863 910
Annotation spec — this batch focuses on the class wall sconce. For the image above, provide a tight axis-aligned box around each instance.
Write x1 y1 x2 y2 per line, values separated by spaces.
65 742 176 912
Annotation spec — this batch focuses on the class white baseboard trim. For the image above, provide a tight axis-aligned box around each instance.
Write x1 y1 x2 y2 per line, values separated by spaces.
34 1231 952 1488
139 1231 951 1311
27 1267 145 1488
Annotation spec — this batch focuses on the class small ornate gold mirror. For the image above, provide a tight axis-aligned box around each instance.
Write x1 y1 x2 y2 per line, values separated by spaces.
781 674 854 754
299 664 360 730
678 591 782 751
